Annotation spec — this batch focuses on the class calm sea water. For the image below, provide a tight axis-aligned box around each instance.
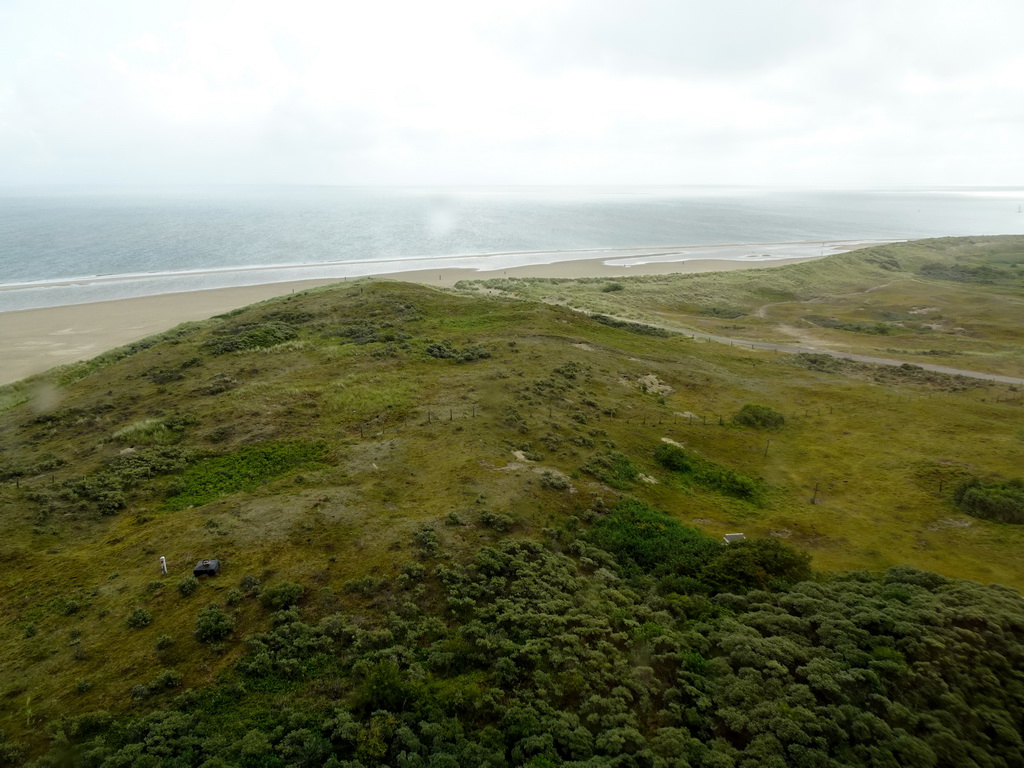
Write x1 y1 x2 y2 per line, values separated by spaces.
1 186 1022 310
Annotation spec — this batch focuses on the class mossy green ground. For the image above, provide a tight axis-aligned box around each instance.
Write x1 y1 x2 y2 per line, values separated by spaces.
0 238 1022 753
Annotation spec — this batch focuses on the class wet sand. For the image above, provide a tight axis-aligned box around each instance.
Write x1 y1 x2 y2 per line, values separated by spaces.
0 242 886 385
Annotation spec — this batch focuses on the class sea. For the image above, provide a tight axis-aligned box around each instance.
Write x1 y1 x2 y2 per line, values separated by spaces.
1 185 1022 312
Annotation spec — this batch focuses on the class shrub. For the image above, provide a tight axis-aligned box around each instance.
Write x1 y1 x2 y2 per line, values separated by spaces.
539 471 569 490
444 511 466 526
734 403 785 429
130 685 150 701
953 478 1024 524
194 604 234 643
591 315 673 337
177 576 199 597
345 576 389 597
580 450 639 489
601 282 624 292
425 341 491 363
260 581 305 610
700 538 812 593
655 443 760 501
155 634 175 650
586 498 723 579
204 321 299 355
127 608 153 629
479 510 515 532
152 669 183 690
74 679 93 693
653 443 693 473
413 524 440 556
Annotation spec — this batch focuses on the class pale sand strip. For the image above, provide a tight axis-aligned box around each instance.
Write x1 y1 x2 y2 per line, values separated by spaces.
0 253 828 386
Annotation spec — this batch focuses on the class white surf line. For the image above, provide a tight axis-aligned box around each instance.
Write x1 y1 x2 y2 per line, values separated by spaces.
0 239 899 293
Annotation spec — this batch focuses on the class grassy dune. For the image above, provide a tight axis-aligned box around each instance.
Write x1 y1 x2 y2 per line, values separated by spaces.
0 239 1022 760
456 235 1024 378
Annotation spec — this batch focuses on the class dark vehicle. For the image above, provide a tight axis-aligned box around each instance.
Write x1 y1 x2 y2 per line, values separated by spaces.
193 559 221 577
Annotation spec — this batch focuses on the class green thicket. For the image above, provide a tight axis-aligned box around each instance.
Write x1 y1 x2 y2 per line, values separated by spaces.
954 478 1024 525
653 444 760 501
733 404 785 430
27 522 1024 767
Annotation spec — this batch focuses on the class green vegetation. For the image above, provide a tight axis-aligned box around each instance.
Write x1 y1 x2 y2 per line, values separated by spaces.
193 603 235 642
204 321 299 355
954 477 1024 524
1 240 1023 764
579 450 639 489
165 440 329 510
585 497 723 578
455 235 1024 379
19 534 1024 767
125 608 152 629
733 403 785 429
591 314 674 336
654 443 761 501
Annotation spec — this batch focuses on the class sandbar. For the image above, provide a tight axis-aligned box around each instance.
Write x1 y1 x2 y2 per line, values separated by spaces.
0 241 889 385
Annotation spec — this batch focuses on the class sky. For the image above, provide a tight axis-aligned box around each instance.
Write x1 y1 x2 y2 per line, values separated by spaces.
1 0 1022 187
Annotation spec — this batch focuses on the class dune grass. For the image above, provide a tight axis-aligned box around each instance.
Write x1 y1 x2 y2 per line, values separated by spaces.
1 245 1023 755
455 235 1024 377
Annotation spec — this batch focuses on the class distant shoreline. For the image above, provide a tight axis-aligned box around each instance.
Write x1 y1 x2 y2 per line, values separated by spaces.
0 239 896 313
0 240 894 385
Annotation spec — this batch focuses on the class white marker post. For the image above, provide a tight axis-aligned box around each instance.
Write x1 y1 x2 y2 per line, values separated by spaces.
159 556 168 576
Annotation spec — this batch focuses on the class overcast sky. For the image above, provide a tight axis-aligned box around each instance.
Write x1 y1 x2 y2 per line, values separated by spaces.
2 0 1022 187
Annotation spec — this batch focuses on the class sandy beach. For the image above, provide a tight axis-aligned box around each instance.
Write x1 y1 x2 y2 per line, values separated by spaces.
0 241 887 385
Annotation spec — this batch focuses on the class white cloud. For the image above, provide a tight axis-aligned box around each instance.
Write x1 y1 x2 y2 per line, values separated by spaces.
0 0 1022 185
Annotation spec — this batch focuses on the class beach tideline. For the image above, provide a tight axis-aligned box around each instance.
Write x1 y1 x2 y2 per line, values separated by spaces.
0 249 865 386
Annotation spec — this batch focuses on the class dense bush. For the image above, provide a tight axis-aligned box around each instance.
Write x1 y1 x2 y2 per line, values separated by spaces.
126 608 153 629
539 471 569 490
47 534 1024 768
412 524 441 556
654 443 760 501
204 321 299 355
259 581 306 611
58 447 192 515
954 477 1024 524
479 510 515 532
734 402 785 429
579 450 639 489
177 576 199 597
425 340 491 362
700 537 812 591
590 314 673 336
586 498 723 578
194 604 234 642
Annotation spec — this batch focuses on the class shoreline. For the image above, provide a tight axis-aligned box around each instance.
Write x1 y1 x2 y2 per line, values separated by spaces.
0 240 889 386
